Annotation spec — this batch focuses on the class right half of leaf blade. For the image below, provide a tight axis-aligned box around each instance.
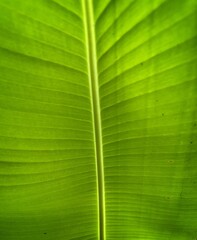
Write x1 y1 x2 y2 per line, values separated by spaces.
95 0 197 239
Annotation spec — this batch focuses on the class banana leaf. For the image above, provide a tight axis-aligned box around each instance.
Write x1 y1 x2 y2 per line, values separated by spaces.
0 0 196 239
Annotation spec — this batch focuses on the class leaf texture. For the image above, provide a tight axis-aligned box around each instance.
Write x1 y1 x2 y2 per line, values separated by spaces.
94 0 197 239
0 0 197 240
0 1 98 240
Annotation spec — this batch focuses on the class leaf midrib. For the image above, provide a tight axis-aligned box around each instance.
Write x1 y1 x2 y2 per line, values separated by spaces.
82 1 106 240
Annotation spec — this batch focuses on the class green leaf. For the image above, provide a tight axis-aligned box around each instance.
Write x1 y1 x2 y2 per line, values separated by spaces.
0 0 196 240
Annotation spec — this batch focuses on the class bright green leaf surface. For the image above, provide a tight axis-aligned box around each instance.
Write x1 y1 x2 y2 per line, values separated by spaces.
0 0 196 240
0 1 98 239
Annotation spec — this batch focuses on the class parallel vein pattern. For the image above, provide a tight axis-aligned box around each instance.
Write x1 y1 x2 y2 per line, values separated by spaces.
0 1 98 240
0 0 197 240
94 0 197 239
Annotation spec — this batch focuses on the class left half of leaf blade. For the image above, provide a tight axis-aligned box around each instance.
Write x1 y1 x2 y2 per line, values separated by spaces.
0 0 98 239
